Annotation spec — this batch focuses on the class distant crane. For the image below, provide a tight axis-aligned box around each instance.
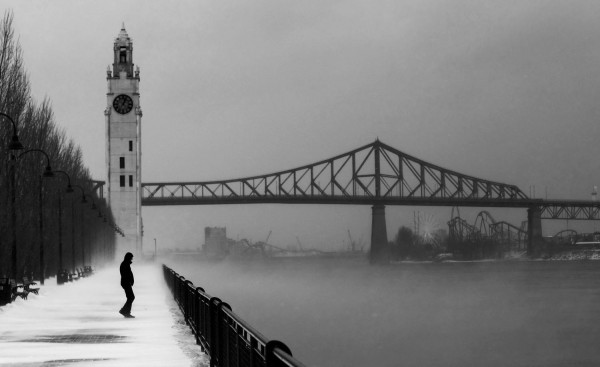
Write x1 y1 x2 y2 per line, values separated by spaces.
254 230 272 256
295 236 304 251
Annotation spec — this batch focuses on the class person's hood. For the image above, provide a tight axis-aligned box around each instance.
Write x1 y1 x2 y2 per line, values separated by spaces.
124 252 134 263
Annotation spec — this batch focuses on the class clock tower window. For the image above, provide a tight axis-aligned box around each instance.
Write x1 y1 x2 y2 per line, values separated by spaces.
119 48 127 63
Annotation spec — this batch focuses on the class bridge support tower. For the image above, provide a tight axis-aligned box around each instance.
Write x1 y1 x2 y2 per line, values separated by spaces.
370 204 389 264
527 207 543 257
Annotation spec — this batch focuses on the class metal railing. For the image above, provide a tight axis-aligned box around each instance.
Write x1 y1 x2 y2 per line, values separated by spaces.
163 265 307 367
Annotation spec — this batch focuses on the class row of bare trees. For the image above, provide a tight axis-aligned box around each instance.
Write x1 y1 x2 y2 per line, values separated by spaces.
0 11 116 281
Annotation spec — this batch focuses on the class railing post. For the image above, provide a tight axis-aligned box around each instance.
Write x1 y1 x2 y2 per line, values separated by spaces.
194 286 204 344
178 275 185 307
209 297 222 367
184 280 193 323
219 302 232 367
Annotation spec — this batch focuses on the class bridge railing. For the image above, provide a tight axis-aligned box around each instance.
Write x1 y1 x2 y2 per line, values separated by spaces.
163 265 306 367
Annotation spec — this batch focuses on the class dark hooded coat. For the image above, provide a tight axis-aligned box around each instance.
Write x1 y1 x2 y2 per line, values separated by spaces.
120 252 134 287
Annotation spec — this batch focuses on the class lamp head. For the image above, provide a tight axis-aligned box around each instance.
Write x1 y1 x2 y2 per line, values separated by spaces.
8 135 24 150
65 184 74 193
42 166 54 178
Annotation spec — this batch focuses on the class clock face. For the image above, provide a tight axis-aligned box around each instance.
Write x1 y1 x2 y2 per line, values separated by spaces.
113 94 133 114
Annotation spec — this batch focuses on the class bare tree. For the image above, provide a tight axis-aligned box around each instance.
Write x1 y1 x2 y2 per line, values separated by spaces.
0 10 115 280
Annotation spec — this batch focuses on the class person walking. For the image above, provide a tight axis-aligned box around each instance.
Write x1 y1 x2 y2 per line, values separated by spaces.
119 252 135 318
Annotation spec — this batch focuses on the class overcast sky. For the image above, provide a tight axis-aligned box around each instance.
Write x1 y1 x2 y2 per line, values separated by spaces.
5 0 600 250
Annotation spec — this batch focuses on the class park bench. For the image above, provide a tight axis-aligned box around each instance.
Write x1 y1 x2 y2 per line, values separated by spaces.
22 276 39 295
10 279 28 301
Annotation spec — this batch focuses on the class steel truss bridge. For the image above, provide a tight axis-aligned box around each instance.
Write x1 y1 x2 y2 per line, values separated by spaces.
141 140 600 261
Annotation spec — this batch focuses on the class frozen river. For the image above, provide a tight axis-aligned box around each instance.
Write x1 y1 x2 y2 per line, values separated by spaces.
165 256 600 367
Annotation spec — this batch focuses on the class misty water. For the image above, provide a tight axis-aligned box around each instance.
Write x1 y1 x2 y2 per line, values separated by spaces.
165 256 600 367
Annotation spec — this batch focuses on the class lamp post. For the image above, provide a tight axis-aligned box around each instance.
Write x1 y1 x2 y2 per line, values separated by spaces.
70 200 75 278
9 155 17 281
71 185 88 274
16 149 54 285
91 210 107 267
102 214 108 264
1 113 24 282
83 194 99 267
53 170 74 284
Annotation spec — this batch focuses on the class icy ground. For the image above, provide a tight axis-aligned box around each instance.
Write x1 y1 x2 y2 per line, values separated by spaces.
0 263 208 367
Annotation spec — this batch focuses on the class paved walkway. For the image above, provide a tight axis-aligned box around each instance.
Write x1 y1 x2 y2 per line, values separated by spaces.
0 263 208 366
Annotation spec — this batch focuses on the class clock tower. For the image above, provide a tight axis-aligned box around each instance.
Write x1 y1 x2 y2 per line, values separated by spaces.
105 24 142 254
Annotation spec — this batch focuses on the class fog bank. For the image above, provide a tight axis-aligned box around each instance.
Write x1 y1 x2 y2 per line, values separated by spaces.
165 257 600 367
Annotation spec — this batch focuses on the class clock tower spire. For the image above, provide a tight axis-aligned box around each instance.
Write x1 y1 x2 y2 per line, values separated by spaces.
112 23 136 78
105 24 142 255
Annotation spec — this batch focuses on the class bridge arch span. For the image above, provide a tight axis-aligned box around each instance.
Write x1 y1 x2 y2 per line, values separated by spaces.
141 139 600 262
142 140 529 207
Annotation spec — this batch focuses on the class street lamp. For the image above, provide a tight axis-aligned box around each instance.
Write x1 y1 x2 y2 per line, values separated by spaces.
53 170 74 284
17 149 53 177
2 113 24 282
71 185 88 274
53 170 74 193
16 149 54 285
79 193 98 268
0 112 24 151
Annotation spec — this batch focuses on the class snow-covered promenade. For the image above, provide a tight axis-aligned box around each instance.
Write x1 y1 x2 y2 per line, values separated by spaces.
0 263 207 366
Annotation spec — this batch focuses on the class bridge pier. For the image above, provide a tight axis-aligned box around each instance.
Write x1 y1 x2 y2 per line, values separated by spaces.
370 204 389 264
527 206 543 257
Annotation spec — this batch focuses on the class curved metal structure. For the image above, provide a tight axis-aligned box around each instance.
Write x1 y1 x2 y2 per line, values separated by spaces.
490 221 528 252
142 140 530 207
448 211 528 255
474 211 497 237
447 216 478 243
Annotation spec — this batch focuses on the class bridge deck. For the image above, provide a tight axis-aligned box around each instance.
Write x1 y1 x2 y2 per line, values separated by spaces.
0 263 207 366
